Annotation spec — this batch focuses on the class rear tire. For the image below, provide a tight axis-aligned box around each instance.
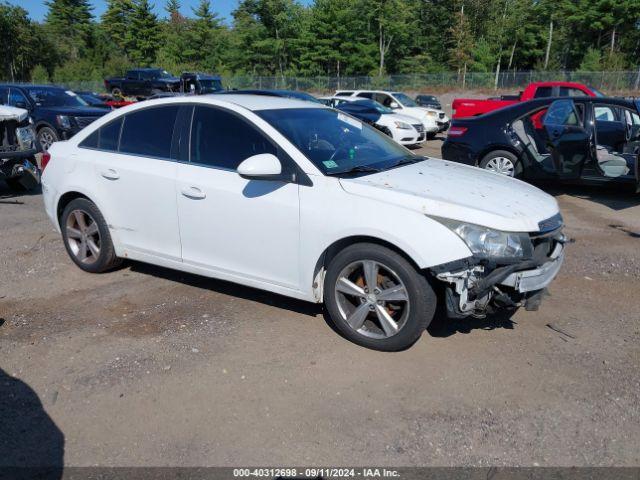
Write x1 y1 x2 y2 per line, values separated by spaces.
324 243 436 351
111 87 123 98
60 198 122 273
479 150 522 178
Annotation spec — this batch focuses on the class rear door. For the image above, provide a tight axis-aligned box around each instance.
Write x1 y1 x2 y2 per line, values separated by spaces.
543 99 591 178
87 104 183 260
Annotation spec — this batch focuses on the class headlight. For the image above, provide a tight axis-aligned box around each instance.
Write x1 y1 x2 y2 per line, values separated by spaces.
56 115 72 129
432 217 533 261
426 111 437 117
394 121 412 130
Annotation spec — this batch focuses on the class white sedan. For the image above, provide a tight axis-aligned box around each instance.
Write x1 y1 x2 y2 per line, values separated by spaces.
319 96 426 146
42 95 565 351
335 90 450 137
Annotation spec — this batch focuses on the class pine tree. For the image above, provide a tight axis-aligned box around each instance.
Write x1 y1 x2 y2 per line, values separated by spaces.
127 0 160 66
44 0 93 59
101 0 135 53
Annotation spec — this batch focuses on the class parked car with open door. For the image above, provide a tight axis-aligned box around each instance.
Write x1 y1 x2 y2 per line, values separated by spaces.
442 96 640 191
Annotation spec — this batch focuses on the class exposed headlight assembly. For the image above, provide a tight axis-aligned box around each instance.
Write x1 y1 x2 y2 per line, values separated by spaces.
394 121 412 129
426 111 437 117
432 217 533 262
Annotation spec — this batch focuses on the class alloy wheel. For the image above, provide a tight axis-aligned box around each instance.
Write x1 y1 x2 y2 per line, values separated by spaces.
65 209 101 265
484 156 515 176
334 260 410 339
39 130 56 151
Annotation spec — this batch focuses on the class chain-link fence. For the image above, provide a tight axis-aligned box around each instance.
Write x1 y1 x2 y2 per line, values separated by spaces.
12 70 640 94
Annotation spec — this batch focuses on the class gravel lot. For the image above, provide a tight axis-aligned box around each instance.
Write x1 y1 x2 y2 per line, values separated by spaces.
1 116 640 467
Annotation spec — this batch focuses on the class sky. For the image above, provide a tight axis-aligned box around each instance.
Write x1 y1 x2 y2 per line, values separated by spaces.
10 0 312 23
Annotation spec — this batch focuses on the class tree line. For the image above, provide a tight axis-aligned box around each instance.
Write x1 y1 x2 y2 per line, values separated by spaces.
1 0 639 84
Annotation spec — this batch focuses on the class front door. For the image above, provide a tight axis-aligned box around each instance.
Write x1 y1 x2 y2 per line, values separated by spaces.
176 105 301 289
543 99 591 178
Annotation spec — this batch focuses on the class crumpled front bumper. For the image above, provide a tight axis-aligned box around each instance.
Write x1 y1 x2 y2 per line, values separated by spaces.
434 234 566 317
499 243 564 293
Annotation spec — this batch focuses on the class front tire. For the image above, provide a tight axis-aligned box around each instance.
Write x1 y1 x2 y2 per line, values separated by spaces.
479 150 522 178
324 243 436 351
37 126 58 151
60 198 122 273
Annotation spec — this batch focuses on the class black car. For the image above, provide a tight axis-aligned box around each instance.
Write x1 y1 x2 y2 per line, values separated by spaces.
220 89 322 104
179 72 223 94
415 94 441 110
75 91 112 109
441 96 640 190
0 85 109 151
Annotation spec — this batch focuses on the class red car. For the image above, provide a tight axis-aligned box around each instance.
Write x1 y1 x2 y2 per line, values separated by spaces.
452 82 603 119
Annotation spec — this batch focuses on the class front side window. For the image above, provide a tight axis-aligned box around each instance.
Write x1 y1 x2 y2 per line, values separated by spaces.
257 108 414 175
120 106 179 158
560 87 588 97
545 100 581 126
190 106 276 170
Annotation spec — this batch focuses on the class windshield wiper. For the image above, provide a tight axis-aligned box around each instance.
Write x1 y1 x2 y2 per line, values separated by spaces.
325 165 383 176
389 155 427 168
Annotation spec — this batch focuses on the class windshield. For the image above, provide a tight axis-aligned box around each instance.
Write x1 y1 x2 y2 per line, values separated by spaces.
257 108 415 175
587 85 605 97
392 92 418 107
418 95 436 101
26 88 88 107
199 79 223 92
366 100 394 114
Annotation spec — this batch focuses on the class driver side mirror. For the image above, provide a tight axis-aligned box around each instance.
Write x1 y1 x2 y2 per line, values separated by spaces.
237 153 283 181
389 101 400 109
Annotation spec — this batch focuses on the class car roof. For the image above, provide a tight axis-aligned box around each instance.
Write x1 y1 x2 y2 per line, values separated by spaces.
0 84 65 90
129 94 326 112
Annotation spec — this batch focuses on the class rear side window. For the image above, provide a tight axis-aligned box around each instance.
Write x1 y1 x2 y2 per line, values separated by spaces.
120 106 179 159
190 106 276 170
534 87 553 98
79 117 122 151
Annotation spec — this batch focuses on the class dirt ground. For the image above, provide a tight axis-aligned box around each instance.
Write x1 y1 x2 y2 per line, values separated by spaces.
1 115 640 467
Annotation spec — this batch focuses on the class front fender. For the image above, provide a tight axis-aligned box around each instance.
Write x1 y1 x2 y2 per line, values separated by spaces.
298 176 472 297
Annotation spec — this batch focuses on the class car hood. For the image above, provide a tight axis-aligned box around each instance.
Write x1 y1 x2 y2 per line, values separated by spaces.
155 78 180 83
38 106 109 117
0 105 29 122
386 112 421 124
339 158 560 232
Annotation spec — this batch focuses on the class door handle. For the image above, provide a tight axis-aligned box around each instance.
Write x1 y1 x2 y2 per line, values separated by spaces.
100 168 119 180
181 186 206 199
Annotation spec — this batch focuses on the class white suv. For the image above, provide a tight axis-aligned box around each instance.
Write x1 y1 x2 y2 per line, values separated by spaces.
42 95 565 351
335 90 450 138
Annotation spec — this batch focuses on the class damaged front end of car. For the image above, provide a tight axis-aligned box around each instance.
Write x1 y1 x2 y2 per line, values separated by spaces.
430 214 566 318
0 105 40 191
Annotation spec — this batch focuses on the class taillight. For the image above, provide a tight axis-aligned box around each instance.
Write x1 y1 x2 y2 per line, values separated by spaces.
447 126 468 137
40 151 51 171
